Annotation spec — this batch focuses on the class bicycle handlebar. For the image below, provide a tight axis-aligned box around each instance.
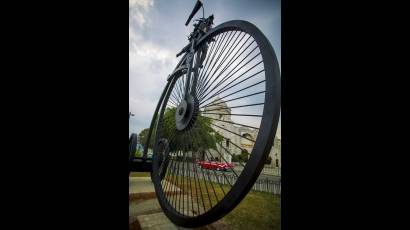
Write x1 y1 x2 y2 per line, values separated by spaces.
185 0 203 26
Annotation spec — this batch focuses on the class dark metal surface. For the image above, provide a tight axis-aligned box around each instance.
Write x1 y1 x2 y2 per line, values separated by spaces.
175 94 199 131
129 133 138 163
129 133 153 173
129 158 153 172
185 0 203 26
130 2 280 227
150 19 280 227
142 80 172 160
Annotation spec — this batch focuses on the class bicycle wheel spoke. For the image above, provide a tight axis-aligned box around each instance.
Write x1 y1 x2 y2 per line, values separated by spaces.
193 151 206 214
199 50 261 102
169 95 179 107
189 129 214 211
198 31 237 93
198 38 257 100
158 134 178 179
200 134 241 180
204 149 235 187
200 90 266 109
197 33 225 90
191 130 222 203
198 32 228 82
206 116 260 130
200 68 265 106
202 112 262 117
175 77 185 102
210 31 244 77
166 151 177 207
221 137 250 167
203 102 264 113
197 32 231 95
175 150 182 210
198 36 256 99
187 157 194 216
164 154 178 202
181 149 186 215
210 122 255 143
197 33 252 97
196 34 220 92
191 150 201 215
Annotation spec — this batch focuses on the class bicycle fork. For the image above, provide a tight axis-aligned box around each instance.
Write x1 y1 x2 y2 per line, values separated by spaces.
183 40 204 100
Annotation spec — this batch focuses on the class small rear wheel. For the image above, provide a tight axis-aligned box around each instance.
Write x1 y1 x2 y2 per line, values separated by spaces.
129 133 138 175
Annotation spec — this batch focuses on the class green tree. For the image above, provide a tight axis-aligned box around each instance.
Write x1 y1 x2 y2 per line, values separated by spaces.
134 148 143 158
231 150 249 163
138 108 223 160
139 126 158 149
161 107 222 156
238 149 249 163
139 128 148 145
232 154 240 162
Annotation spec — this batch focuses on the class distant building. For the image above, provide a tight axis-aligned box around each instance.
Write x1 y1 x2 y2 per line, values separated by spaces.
203 97 281 166
270 135 281 168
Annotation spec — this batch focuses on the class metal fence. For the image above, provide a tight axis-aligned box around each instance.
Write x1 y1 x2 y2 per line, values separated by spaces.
173 165 281 195
235 165 281 176
261 166 281 176
251 177 281 194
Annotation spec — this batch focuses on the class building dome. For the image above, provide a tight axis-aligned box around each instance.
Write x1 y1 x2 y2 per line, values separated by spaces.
203 96 231 120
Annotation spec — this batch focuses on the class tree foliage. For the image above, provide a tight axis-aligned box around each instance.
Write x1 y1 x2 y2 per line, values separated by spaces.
161 107 222 153
138 107 223 158
139 128 155 149
232 149 250 163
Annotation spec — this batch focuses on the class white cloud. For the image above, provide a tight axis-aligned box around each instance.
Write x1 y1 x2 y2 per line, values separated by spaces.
129 0 179 134
129 0 154 29
130 41 174 66
129 0 153 9
128 0 281 136
133 11 146 28
129 26 141 42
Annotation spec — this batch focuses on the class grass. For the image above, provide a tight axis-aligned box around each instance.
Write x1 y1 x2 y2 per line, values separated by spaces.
224 191 281 230
128 170 281 229
129 172 151 177
163 173 281 230
134 148 143 157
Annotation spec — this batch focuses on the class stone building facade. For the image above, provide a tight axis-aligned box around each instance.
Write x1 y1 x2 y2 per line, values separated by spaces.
203 97 281 168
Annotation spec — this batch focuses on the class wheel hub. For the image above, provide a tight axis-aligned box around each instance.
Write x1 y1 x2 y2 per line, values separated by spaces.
175 94 199 131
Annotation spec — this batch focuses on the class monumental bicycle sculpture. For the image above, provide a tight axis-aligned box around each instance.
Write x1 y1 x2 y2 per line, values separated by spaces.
129 0 280 227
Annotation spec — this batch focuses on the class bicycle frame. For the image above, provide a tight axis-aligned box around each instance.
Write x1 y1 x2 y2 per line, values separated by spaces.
171 17 213 94
142 34 205 162
140 2 214 167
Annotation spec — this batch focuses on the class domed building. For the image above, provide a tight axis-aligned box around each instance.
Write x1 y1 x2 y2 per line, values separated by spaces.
202 97 280 168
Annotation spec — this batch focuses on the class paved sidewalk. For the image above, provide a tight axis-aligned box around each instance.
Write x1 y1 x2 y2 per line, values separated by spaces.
129 177 212 230
137 212 179 230
129 177 181 194
129 177 184 230
129 177 156 194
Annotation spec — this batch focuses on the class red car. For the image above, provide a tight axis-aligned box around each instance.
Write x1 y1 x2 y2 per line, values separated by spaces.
196 160 234 171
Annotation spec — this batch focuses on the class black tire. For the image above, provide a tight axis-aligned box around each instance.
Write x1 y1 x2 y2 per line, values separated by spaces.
129 133 138 174
151 20 280 227
157 138 170 180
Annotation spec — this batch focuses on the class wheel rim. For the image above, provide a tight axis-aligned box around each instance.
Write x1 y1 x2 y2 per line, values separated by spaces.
152 20 280 227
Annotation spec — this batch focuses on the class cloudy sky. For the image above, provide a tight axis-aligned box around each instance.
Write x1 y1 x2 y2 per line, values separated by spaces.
129 0 281 137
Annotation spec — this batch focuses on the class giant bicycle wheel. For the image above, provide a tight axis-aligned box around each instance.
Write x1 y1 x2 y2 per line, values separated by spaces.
151 20 280 227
